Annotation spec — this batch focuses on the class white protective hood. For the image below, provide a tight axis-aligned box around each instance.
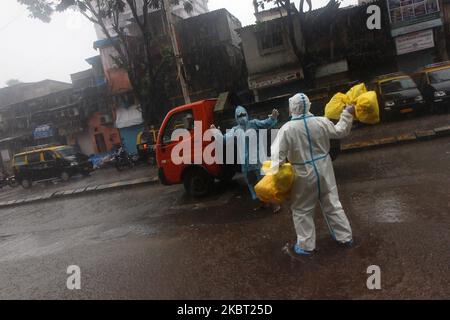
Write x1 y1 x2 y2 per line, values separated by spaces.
115 105 144 129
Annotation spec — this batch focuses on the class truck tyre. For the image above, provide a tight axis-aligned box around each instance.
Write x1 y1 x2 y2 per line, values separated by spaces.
183 167 214 197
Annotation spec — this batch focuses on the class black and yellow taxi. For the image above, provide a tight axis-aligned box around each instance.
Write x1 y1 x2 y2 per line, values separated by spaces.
12 145 93 188
372 72 426 120
413 61 450 112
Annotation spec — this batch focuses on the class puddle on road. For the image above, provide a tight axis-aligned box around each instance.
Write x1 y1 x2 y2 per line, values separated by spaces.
0 223 158 262
373 196 407 223
89 224 157 241
350 189 410 224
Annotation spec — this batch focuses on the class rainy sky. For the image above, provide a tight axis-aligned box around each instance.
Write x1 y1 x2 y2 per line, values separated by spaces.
0 0 357 87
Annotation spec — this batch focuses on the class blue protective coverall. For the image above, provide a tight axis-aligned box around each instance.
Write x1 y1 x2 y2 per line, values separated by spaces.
224 106 278 200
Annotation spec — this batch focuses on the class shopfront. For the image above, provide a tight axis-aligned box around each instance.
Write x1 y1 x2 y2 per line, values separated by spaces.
387 0 446 72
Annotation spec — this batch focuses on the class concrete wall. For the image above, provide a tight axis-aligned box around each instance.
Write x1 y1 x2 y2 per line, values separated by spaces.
239 17 303 76
87 112 121 154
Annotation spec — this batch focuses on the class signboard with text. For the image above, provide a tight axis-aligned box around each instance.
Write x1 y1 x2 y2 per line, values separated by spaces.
395 29 434 55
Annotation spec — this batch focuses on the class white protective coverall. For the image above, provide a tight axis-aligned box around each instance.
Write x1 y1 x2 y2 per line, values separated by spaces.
271 93 353 251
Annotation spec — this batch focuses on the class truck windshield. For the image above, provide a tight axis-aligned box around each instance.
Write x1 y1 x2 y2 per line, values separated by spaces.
56 147 77 157
162 110 193 144
429 68 450 83
380 78 417 94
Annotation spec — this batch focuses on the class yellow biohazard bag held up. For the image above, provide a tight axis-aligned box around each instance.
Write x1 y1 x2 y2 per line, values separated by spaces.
355 91 380 124
324 92 348 120
255 161 295 204
346 83 367 105
324 82 379 124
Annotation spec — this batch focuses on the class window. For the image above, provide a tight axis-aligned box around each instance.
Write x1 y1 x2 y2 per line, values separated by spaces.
429 68 450 83
27 152 41 164
380 78 417 94
388 0 439 24
258 28 284 52
14 155 26 166
162 110 193 144
55 147 77 157
114 92 135 108
43 151 56 161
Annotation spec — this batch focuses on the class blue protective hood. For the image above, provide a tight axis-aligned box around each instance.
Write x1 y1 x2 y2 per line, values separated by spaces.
235 106 249 127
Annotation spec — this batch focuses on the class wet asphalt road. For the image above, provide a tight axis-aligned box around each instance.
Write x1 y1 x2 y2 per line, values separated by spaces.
0 138 448 299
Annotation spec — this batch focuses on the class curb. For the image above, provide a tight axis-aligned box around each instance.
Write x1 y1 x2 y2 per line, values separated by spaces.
341 125 450 153
0 176 159 209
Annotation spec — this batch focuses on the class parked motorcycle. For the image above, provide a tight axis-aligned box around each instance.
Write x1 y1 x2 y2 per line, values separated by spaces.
113 146 138 171
7 176 18 188
0 174 17 189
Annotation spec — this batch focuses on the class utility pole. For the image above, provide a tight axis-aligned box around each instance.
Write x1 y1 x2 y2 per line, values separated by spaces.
162 0 191 104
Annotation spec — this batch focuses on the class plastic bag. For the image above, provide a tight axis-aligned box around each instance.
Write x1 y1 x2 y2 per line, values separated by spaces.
346 83 367 105
324 83 379 124
355 91 380 124
325 92 348 120
255 161 295 204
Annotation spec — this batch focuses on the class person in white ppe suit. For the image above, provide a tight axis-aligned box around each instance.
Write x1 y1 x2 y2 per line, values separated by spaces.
271 93 355 256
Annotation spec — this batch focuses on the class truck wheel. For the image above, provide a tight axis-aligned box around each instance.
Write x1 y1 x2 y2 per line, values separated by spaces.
183 168 214 197
21 178 32 189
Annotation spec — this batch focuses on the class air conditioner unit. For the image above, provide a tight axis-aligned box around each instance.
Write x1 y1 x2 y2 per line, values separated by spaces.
99 114 113 125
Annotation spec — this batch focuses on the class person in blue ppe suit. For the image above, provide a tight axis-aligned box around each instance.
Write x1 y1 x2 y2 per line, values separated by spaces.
270 93 355 257
212 106 279 208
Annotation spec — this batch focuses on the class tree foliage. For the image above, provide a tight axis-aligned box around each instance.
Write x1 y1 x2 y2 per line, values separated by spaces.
5 79 23 87
18 0 194 124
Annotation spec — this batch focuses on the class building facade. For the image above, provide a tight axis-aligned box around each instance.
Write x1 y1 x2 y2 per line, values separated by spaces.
70 56 121 156
238 8 305 101
387 0 449 72
177 9 247 102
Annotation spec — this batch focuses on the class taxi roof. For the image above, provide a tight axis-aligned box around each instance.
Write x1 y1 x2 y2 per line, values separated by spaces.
419 64 450 73
14 145 68 157
377 75 410 84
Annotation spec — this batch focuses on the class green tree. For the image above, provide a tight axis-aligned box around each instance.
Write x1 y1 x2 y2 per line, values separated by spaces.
18 0 193 124
5 79 23 86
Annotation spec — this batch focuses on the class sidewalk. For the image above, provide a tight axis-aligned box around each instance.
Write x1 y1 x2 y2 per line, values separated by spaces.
341 113 450 152
0 165 159 208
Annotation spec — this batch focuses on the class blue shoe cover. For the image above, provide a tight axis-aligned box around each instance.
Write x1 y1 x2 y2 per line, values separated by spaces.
294 244 313 256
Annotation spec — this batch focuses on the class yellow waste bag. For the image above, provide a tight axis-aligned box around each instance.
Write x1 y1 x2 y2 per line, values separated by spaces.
255 161 295 204
346 83 367 105
355 91 380 124
325 92 348 120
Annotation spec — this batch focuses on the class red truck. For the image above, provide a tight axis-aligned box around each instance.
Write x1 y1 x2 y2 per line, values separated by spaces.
156 85 356 196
